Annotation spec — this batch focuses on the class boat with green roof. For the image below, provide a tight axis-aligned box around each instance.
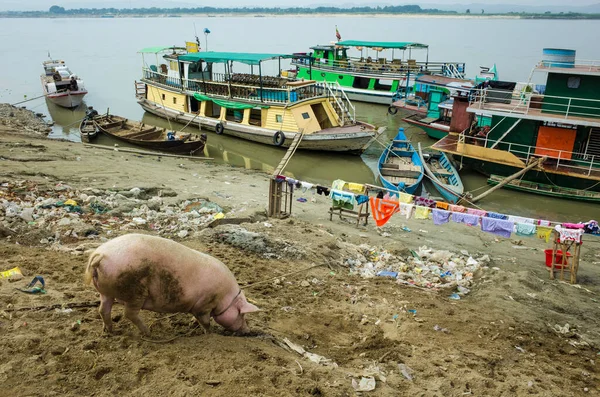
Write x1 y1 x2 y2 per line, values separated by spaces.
291 40 466 105
135 46 385 154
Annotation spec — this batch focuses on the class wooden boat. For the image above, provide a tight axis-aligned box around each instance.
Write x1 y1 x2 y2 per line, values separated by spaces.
487 175 600 203
79 118 98 143
417 143 464 203
378 128 423 194
41 58 87 108
94 113 207 154
136 47 384 154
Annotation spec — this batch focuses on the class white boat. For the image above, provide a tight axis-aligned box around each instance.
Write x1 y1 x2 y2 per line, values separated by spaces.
41 58 88 108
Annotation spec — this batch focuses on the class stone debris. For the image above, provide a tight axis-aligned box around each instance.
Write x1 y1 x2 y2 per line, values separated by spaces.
0 104 52 134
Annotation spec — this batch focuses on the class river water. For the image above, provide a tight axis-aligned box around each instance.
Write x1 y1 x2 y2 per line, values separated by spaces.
1 16 599 221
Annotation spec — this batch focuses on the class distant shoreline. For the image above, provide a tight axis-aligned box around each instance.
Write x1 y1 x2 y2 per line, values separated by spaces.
1 13 600 20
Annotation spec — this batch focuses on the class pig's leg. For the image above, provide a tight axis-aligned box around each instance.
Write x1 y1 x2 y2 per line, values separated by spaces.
124 300 150 336
98 294 114 334
193 312 211 334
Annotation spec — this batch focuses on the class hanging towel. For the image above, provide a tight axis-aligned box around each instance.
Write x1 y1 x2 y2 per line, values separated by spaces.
398 192 414 204
414 206 430 220
436 201 449 210
316 186 330 196
538 219 551 227
300 181 314 193
537 226 553 243
275 175 286 183
449 204 466 213
562 222 585 229
355 195 369 205
415 196 436 208
347 182 365 193
467 208 487 217
486 211 508 220
332 179 346 190
515 222 536 236
330 189 355 210
399 203 414 219
432 209 451 225
384 192 399 201
508 215 535 225
555 225 584 243
451 212 480 226
286 178 298 192
370 197 400 227
481 217 514 238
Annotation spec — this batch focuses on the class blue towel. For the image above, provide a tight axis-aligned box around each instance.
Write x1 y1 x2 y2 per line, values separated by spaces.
355 195 369 205
487 211 508 220
433 209 451 225
481 217 514 238
515 222 536 236
451 212 480 226
330 189 355 210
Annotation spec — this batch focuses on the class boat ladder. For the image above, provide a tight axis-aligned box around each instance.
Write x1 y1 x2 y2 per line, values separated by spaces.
134 81 146 99
324 82 356 125
444 64 465 79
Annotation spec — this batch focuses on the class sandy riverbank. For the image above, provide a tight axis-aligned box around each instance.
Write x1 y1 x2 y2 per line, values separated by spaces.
0 106 599 395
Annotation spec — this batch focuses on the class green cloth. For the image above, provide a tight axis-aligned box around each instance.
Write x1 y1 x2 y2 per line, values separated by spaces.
179 52 295 65
337 40 428 50
192 93 268 110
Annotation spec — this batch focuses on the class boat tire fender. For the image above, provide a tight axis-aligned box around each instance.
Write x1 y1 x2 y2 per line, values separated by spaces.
387 106 398 115
215 122 224 135
273 131 286 146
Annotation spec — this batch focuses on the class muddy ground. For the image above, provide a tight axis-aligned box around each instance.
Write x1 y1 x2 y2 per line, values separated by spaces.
0 111 599 396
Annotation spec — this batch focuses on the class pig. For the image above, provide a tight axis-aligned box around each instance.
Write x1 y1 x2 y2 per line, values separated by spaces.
84 233 259 335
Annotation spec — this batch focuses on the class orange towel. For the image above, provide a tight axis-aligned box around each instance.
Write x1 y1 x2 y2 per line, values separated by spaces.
370 197 400 227
436 201 449 210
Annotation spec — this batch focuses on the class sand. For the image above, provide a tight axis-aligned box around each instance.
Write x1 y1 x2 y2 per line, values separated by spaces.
0 112 599 396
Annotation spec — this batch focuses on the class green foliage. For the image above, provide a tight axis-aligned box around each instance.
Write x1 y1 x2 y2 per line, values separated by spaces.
49 5 65 13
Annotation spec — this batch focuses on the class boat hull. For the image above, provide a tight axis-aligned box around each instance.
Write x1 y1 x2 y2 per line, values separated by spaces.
138 99 383 154
403 115 449 140
377 128 424 195
47 91 86 109
79 119 98 143
487 175 600 202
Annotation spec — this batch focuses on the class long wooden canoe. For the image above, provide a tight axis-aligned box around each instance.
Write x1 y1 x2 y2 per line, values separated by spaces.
418 142 464 203
487 174 600 202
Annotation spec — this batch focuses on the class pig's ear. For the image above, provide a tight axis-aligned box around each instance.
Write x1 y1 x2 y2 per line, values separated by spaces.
240 301 260 314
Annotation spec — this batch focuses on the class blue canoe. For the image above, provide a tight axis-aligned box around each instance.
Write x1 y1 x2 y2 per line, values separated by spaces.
417 142 464 203
378 128 424 195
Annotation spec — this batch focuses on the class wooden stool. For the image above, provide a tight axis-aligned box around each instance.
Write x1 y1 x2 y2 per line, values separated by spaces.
328 185 370 227
549 230 582 284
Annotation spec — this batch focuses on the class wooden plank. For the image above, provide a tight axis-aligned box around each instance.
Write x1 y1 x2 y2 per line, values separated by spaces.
380 168 422 178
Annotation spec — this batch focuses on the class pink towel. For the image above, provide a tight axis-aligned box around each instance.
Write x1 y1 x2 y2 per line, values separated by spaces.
467 208 487 217
449 204 466 213
562 222 584 229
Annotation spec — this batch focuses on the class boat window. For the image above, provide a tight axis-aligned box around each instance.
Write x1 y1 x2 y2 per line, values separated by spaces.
173 97 177 104
162 94 166 100
302 112 310 120
374 79 393 91
567 76 581 89
276 115 283 123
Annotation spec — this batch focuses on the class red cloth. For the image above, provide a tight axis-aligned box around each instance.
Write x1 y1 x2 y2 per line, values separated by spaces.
370 197 400 227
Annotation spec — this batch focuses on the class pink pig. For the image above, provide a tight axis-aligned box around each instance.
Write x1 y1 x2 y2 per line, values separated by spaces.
84 233 259 335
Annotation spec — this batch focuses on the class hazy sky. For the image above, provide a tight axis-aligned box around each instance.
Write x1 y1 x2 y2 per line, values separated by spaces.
1 0 598 11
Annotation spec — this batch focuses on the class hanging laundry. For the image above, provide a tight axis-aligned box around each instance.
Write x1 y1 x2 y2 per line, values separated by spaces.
332 179 346 190
435 201 449 210
300 181 314 193
508 215 535 225
562 222 585 229
355 195 369 205
481 217 514 238
383 192 398 201
376 191 384 199
415 196 436 208
486 211 508 220
414 206 430 220
316 186 330 196
538 219 551 227
347 182 365 193
554 225 584 243
584 220 600 235
275 175 286 183
432 209 451 225
399 203 414 219
370 197 400 227
537 226 553 243
295 180 302 189
398 192 414 204
451 212 480 226
286 178 298 192
515 222 536 236
449 204 466 213
330 189 355 210
466 208 487 217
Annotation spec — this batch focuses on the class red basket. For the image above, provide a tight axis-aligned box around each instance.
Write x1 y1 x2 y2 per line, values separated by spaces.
544 249 572 269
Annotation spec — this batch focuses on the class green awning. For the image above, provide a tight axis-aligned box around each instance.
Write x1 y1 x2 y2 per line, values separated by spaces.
138 46 186 54
336 41 429 50
193 93 268 109
180 52 295 65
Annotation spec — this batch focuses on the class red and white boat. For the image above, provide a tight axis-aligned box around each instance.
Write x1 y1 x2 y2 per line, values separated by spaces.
41 58 87 108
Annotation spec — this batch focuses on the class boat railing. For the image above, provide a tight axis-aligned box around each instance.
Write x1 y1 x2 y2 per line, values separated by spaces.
321 82 356 125
460 133 598 176
536 59 600 73
470 87 600 121
292 58 466 78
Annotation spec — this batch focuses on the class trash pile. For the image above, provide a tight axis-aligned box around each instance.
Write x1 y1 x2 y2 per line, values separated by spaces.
346 244 490 290
0 180 225 241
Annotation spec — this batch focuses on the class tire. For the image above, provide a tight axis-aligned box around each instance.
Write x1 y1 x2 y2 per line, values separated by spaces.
215 122 224 135
273 131 286 146
387 106 398 115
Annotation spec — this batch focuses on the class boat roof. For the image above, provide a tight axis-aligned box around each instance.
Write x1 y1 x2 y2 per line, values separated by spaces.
138 46 186 54
337 40 429 50
416 75 474 88
178 51 299 65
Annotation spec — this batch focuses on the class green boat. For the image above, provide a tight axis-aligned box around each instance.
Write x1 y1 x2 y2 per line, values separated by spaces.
487 175 600 202
292 40 466 105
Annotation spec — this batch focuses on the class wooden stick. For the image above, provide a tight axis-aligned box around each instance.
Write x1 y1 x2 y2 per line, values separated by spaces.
82 143 213 160
5 300 100 312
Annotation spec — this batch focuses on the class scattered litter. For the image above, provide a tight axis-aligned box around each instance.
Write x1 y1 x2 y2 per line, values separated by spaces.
401 226 411 232
352 376 376 392
407 309 417 315
15 276 46 294
419 229 428 233
449 293 461 300
515 346 526 353
263 222 273 228
376 270 398 278
296 198 307 203
282 338 337 367
397 363 414 381
434 324 449 333
457 286 470 295
0 266 23 282
55 308 73 314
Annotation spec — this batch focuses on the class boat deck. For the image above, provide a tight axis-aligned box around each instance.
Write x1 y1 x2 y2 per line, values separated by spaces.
380 156 421 185
433 134 600 182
